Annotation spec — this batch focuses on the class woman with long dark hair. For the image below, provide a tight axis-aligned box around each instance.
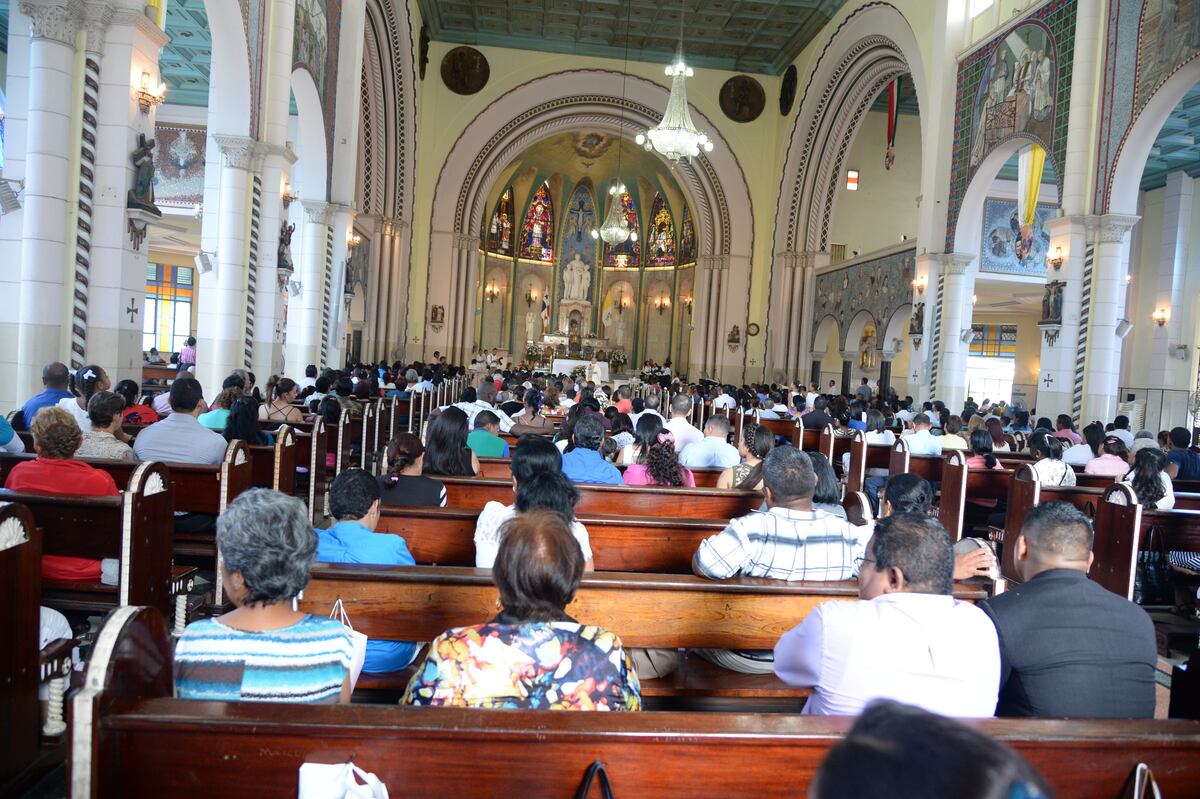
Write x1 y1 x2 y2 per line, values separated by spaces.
260 376 305 423
985 417 1010 452
423 406 479 476
966 428 1002 471
1084 435 1131 477
623 429 694 487
1028 429 1075 486
224 396 272 446
717 422 773 490
1122 447 1174 509
1064 422 1105 467
510 388 554 437
379 432 446 506
808 451 846 518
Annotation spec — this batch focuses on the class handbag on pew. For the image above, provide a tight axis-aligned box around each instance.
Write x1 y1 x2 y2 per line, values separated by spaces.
1120 763 1162 799
1133 525 1175 607
329 597 368 689
573 760 616 799
298 761 389 799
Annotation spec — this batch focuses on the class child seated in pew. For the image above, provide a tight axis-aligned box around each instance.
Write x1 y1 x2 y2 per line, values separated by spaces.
175 489 355 703
379 433 446 506
405 510 639 711
3 407 120 584
316 469 420 673
466 411 509 459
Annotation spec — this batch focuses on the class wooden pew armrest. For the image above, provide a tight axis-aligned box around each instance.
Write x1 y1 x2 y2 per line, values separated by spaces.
39 637 74 682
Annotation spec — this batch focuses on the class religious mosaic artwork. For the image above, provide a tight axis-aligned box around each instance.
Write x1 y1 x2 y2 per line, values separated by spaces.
151 125 205 207
1094 1 1200 211
520 183 554 262
647 194 676 266
294 0 330 94
678 205 696 265
811 248 915 351
980 197 1056 276
604 192 640 268
562 183 597 254
720 75 765 123
571 133 614 161
946 0 1076 250
558 184 598 305
487 187 515 256
441 46 490 95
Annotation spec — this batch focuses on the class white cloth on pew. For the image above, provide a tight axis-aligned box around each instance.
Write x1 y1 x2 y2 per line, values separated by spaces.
774 592 1000 717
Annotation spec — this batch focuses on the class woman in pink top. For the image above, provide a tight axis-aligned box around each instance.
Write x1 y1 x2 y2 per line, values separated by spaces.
622 430 695 487
964 428 1006 516
1085 436 1131 477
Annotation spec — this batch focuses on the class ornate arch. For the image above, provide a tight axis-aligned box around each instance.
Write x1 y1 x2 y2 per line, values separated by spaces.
765 2 926 383
424 70 754 380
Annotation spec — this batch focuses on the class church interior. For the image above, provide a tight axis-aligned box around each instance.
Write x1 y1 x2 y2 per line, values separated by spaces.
2 0 1200 795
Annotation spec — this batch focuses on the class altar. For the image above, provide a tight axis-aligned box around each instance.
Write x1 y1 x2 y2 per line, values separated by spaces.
551 358 609 381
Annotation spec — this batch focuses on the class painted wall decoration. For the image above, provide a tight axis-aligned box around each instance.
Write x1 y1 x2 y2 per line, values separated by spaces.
519 182 554 262
1094 1 1200 211
979 197 1056 276
486 187 515 256
679 204 696 265
292 0 341 190
152 125 206 207
647 194 676 266
604 192 640 268
946 0 1076 250
811 248 916 350
558 183 599 308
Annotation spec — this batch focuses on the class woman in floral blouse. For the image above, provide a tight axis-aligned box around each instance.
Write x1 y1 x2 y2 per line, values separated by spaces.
404 509 641 711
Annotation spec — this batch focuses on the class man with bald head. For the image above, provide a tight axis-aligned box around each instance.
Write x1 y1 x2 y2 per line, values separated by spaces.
979 502 1156 718
21 361 72 426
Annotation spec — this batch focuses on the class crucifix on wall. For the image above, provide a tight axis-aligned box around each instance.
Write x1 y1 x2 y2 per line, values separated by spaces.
127 298 139 324
1042 373 1054 388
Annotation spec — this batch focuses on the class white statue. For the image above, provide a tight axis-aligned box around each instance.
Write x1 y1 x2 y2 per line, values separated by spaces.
525 310 539 344
563 253 591 301
603 305 626 348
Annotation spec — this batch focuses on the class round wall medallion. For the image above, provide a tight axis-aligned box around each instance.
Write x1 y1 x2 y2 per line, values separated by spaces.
746 322 761 337
441 46 490 95
719 75 765 123
779 65 798 116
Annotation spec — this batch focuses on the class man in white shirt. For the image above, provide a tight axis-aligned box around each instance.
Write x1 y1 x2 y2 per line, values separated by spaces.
900 413 943 457
1109 415 1135 449
629 393 664 429
774 512 1000 717
894 399 916 425
297 365 318 390
663 393 704 455
712 386 737 411
680 415 741 469
441 380 516 432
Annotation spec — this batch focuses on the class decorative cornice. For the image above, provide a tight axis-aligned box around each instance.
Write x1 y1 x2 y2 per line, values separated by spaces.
302 201 333 225
213 134 268 171
930 252 974 275
1090 214 1141 244
80 2 112 54
327 203 356 221
698 255 728 271
453 233 479 251
261 142 299 166
19 0 79 45
110 7 169 50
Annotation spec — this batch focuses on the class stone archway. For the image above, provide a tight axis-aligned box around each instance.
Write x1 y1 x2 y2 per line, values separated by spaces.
766 2 926 381
422 69 754 381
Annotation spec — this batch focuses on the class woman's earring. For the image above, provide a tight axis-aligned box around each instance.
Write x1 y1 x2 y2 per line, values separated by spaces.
495 597 502 611
292 589 304 612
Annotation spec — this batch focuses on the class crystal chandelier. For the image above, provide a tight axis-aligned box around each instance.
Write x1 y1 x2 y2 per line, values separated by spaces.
592 182 638 246
636 2 714 162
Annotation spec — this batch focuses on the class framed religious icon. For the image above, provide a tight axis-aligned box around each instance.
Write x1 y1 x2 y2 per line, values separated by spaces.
441 46 489 95
779 65 798 116
720 76 765 123
430 305 445 325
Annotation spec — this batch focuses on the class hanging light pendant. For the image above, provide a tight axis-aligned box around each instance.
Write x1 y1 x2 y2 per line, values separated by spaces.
592 182 639 246
637 1 714 162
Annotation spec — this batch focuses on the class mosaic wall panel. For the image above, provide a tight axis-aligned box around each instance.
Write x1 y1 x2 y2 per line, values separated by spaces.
152 125 206 206
980 197 1057 276
947 0 1077 251
293 0 342 192
1094 0 1200 211
811 247 916 351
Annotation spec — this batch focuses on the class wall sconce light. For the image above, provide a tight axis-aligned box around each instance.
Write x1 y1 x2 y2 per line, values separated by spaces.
288 279 302 298
281 182 299 209
136 71 167 113
1152 308 1169 327
654 295 671 316
485 283 500 303
1125 273 1132 284
971 294 978 305
346 233 362 250
911 274 927 295
1047 246 1064 270
682 295 693 314
525 286 537 307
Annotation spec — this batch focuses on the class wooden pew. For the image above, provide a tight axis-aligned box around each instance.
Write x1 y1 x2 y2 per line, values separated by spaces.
938 451 1015 541
818 424 848 466
844 431 892 494
246 425 297 496
437 476 762 518
474 457 726 488
284 417 327 523
378 506 728 572
73 607 1200 799
887 438 945 486
0 462 193 630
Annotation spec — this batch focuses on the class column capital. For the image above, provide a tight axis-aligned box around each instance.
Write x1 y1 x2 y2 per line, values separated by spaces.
452 233 480 251
1088 214 1141 244
213 134 268 171
927 252 974 275
19 0 80 45
110 7 169 50
80 2 112 54
262 142 298 166
327 203 356 221
1042 213 1091 237
698 255 728 271
302 200 333 225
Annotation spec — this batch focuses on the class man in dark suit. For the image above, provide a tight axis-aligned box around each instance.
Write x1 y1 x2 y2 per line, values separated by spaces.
801 396 835 431
980 502 1157 718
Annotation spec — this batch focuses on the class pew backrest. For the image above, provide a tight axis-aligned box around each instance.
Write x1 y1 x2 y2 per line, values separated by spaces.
247 425 297 496
0 502 39 794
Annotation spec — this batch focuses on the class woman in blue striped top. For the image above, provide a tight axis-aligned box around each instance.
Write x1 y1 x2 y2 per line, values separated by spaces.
174 489 354 703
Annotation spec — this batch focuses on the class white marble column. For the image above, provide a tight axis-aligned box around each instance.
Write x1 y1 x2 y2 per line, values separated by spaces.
909 255 935 405
196 134 265 395
86 8 170 385
326 204 355 366
252 145 296 379
1149 172 1192 390
1037 215 1090 419
1082 215 1139 423
15 0 78 403
928 252 975 411
287 200 331 372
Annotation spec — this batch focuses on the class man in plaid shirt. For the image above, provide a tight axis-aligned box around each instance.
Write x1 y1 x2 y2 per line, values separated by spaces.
692 445 869 673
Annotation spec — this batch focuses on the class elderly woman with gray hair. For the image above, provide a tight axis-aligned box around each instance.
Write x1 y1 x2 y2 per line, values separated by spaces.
173 489 355 703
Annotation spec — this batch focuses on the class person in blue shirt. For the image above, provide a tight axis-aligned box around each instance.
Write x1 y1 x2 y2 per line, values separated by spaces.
561 413 622 485
315 468 418 673
20 362 73 426
0 414 24 453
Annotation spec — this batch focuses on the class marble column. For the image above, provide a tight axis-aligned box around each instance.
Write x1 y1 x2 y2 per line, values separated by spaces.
86 8 170 386
1081 215 1139 423
196 134 266 396
928 252 975 411
252 145 297 380
287 200 331 372
1149 172 1192 390
326 204 355 366
15 0 78 403
910 255 936 405
1037 215 1090 420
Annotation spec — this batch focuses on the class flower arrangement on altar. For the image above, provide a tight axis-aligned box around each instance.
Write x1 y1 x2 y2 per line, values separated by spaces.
525 345 543 365
608 350 628 372
570 365 588 382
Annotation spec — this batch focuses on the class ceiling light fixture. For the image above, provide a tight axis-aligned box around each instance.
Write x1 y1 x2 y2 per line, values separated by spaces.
592 0 638 249
636 0 714 162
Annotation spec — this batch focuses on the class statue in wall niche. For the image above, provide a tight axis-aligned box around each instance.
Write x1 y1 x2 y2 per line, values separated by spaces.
563 253 591 301
278 222 296 274
1041 280 1065 324
910 302 925 335
525 310 540 344
127 134 162 216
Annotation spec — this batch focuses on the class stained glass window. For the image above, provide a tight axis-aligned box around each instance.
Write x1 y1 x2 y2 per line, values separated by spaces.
969 324 1017 358
647 194 676 266
487 187 515 256
605 192 640 268
144 264 194 353
519 183 554 262
678 204 696 265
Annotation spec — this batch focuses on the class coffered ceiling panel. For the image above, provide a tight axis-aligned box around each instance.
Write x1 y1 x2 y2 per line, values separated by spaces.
160 0 212 107
416 0 851 76
1140 82 1200 192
